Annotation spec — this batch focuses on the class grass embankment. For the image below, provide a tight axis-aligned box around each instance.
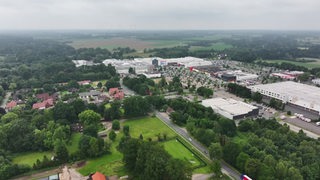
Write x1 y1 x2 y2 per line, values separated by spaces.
163 139 201 168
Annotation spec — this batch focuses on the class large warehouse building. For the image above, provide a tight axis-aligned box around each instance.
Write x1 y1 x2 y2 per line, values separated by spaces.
249 81 320 115
202 98 259 120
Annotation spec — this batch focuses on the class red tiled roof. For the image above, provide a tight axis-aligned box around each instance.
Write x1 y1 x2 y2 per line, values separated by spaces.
108 88 119 95
32 98 54 110
32 102 46 110
114 91 124 100
36 93 51 101
92 172 106 180
6 101 17 109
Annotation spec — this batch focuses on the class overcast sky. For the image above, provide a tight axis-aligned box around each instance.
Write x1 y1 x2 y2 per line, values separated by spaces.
0 0 319 30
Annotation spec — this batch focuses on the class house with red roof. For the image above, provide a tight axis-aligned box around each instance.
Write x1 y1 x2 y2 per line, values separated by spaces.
36 93 58 101
108 88 119 96
32 98 54 110
6 101 17 110
114 91 124 100
108 88 125 100
88 172 107 180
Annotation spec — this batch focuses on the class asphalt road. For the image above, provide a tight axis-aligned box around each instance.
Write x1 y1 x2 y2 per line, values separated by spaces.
119 78 136 96
156 112 241 180
1 92 12 109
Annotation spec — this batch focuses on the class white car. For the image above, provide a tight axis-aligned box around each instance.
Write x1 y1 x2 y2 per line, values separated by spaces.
316 122 320 126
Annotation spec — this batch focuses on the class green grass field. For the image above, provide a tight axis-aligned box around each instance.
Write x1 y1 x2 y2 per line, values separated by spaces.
190 42 233 51
259 59 320 69
163 139 201 167
78 138 127 176
123 117 176 141
66 133 82 154
12 151 53 166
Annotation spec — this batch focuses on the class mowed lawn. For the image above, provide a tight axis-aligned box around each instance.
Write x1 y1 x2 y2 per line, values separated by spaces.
163 139 201 168
66 133 82 154
12 151 53 166
123 117 176 141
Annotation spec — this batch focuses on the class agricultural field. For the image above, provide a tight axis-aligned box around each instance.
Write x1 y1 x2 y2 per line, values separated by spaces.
68 38 186 51
189 42 233 51
259 59 320 69
12 151 53 167
162 139 202 168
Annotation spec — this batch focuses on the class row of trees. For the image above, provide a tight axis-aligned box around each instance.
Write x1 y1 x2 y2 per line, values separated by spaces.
123 75 155 95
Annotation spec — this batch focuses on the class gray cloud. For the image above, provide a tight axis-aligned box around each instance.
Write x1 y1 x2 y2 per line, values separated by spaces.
0 0 319 30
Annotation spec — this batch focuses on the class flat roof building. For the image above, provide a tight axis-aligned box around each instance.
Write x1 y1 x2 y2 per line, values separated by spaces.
202 98 259 120
249 81 320 115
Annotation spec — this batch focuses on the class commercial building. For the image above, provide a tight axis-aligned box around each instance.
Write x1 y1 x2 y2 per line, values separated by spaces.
217 70 258 82
312 78 320 85
249 81 320 115
202 98 259 120
142 73 162 79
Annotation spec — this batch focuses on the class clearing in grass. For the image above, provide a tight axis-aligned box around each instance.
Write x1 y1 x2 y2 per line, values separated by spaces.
66 133 82 154
12 151 53 167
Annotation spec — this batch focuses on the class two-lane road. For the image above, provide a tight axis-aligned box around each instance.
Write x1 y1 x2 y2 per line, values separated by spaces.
156 112 241 180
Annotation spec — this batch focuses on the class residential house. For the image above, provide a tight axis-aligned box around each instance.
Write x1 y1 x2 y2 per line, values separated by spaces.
109 88 125 100
88 172 107 180
6 101 17 110
78 80 91 86
32 99 54 110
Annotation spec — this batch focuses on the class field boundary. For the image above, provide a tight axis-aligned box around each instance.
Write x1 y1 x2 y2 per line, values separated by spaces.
175 137 207 169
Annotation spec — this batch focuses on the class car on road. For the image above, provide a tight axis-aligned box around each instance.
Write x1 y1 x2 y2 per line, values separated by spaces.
316 122 320 126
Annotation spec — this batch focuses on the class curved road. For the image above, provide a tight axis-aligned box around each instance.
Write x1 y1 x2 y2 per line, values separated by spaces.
156 112 241 180
1 92 12 109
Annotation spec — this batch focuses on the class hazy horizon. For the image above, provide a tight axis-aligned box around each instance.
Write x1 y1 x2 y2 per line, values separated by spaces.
1 0 320 31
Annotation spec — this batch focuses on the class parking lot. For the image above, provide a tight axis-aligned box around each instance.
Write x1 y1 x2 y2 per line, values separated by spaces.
283 116 320 136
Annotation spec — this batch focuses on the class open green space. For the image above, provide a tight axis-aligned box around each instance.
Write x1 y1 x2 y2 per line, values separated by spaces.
78 138 127 176
163 139 201 167
259 59 320 69
123 116 176 141
12 151 53 167
190 42 233 51
79 117 211 176
66 133 82 154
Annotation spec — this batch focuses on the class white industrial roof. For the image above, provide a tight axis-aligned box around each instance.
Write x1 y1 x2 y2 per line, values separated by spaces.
202 98 257 118
249 81 320 112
